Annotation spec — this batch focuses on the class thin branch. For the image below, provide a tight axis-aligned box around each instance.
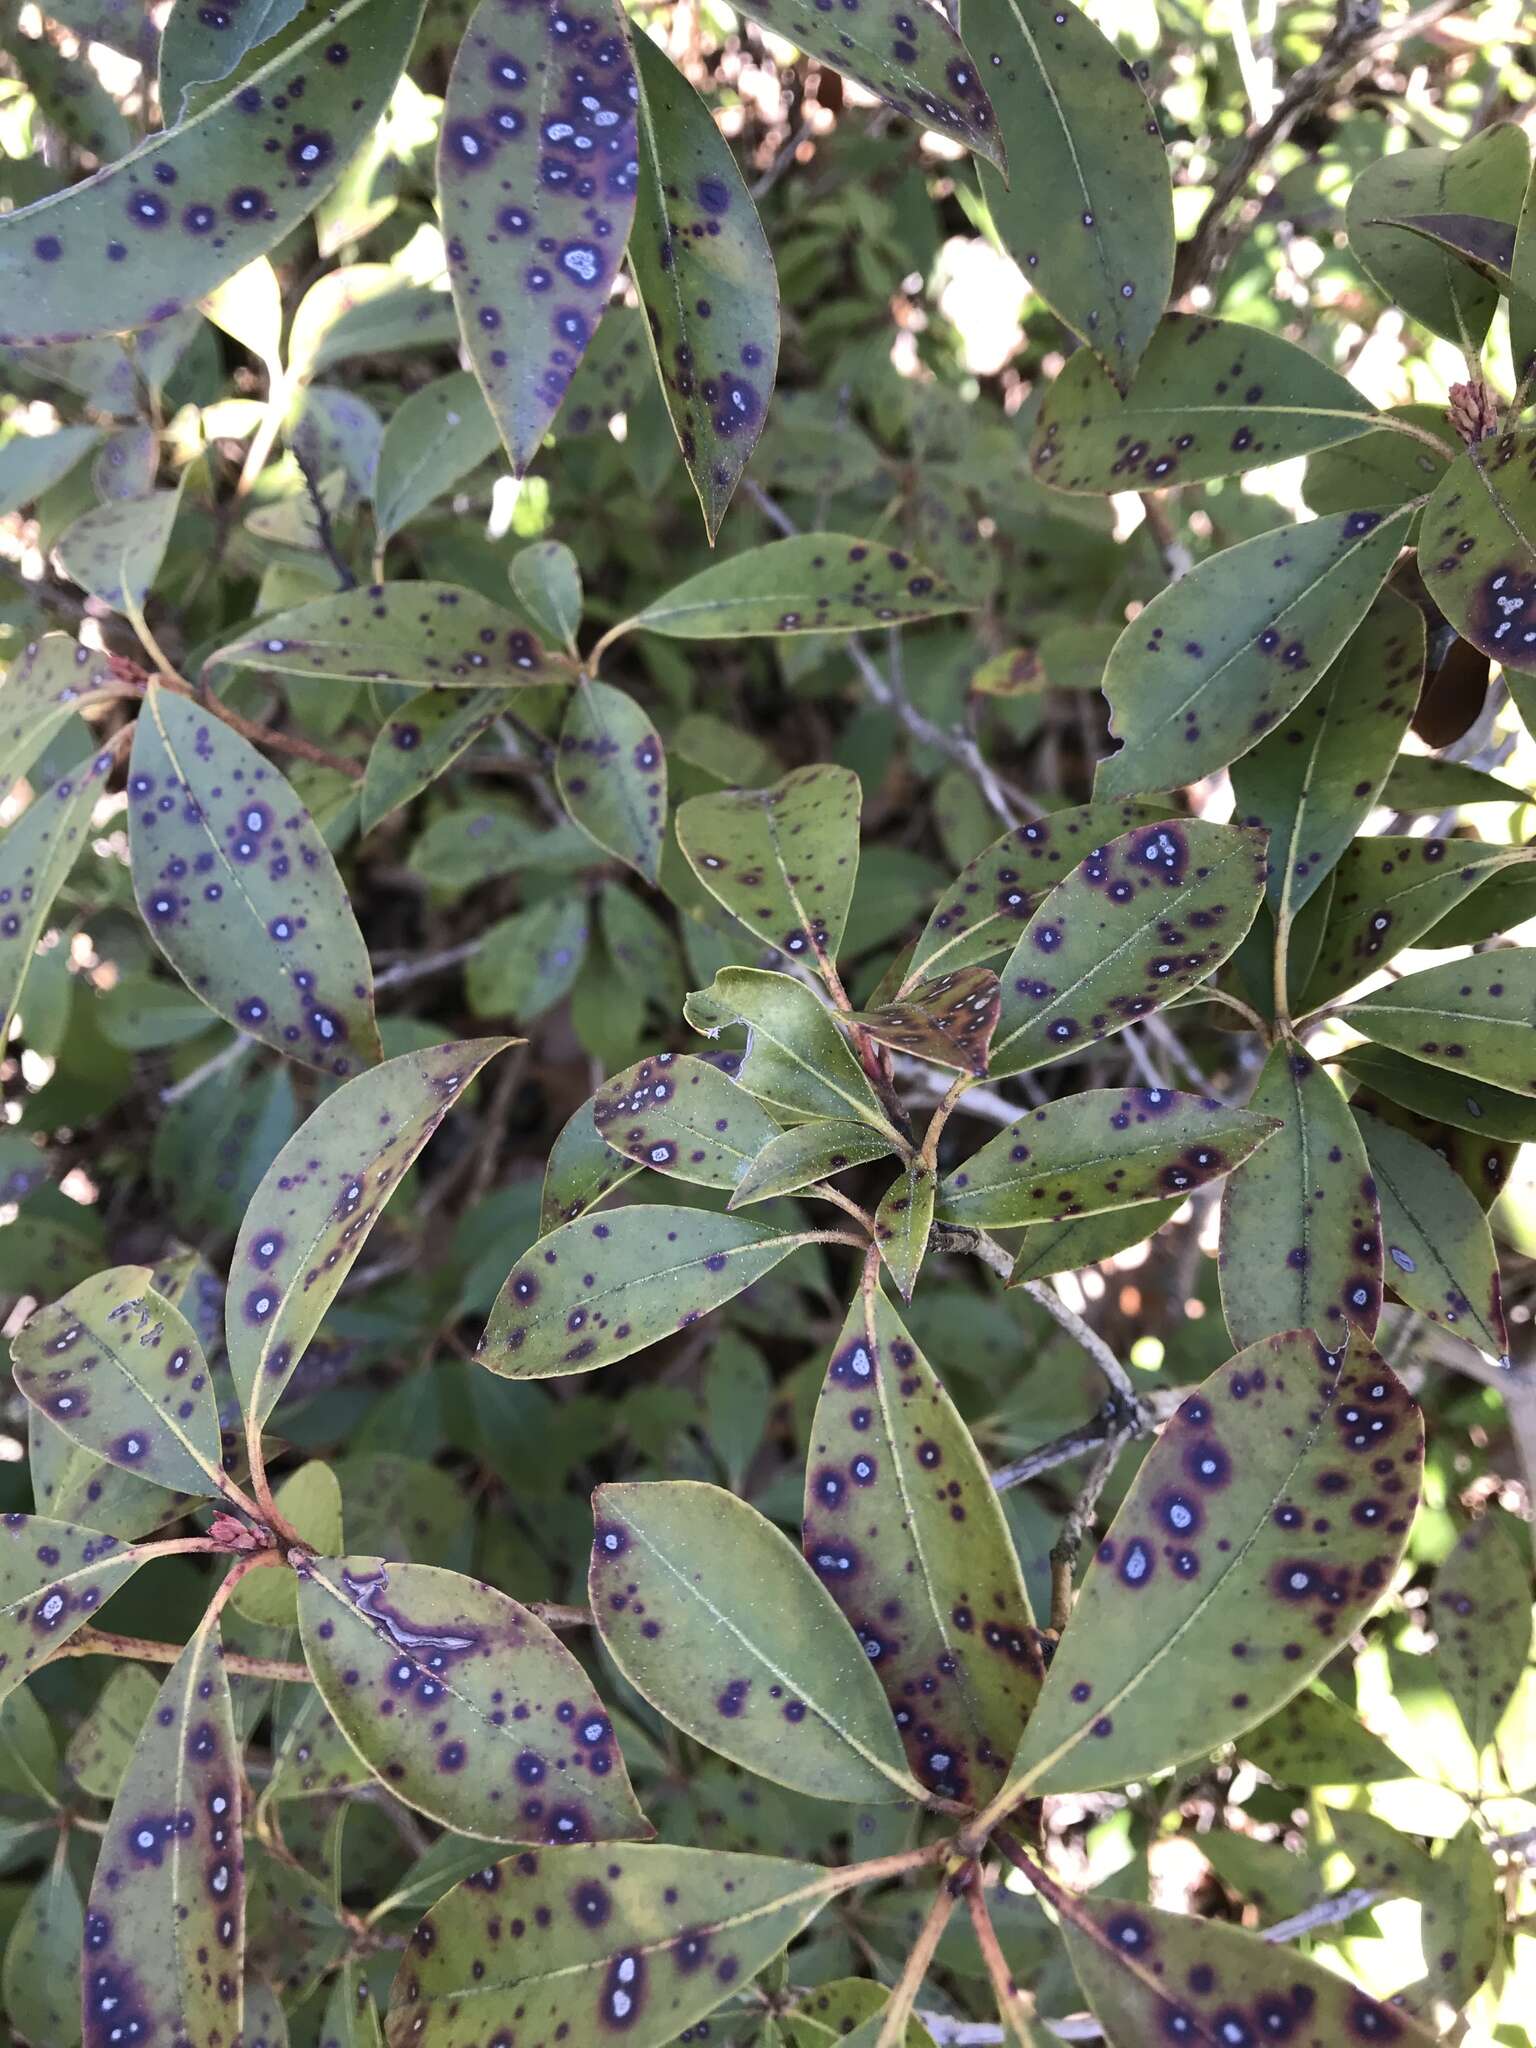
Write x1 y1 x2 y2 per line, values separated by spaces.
293 441 357 591
372 937 487 993
1049 1435 1121 1630
50 1627 310 1683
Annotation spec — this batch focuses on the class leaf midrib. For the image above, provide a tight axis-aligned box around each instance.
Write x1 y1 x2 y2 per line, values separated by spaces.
944 1109 1269 1217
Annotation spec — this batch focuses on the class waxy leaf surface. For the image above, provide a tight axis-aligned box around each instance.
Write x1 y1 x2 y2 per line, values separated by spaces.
540 1093 642 1228
849 967 1000 1077
26 1407 180 1544
592 1479 921 1801
128 685 382 1076
387 1842 829 2048
372 372 501 543
482 1204 815 1379
1001 1329 1422 1795
0 0 422 345
629 30 778 538
556 679 666 881
82 1612 244 2048
229 1038 509 1426
969 0 1170 391
1007 1200 1182 1286
729 1119 898 1208
689 968 898 1132
1432 1508 1531 1753
593 1052 781 1191
1337 1043 1536 1143
677 766 861 969
990 819 1267 1078
1342 950 1536 1097
872 1164 935 1300
0 1515 142 1702
0 744 116 1049
12 1265 225 1495
939 1086 1276 1229
1 634 119 793
636 535 968 637
207 582 561 688
440 0 639 473
54 490 180 615
298 1555 649 1842
1096 506 1414 794
1419 426 1536 677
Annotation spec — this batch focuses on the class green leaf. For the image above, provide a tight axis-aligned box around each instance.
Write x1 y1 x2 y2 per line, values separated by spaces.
54 488 180 615
969 0 1171 391
360 689 502 833
200 255 285 367
1094 506 1416 794
319 1958 385 2046
466 898 591 1020
1418 427 1536 678
635 536 969 637
65 1662 161 1800
1230 589 1424 919
296 1554 650 1842
849 967 1001 1077
1353 1110 1508 1363
990 819 1268 1078
1337 1042 1536 1142
1378 752 1530 812
1346 124 1529 345
1342 949 1536 1097
872 1161 935 1299
3 1858 82 2048
0 1518 144 1702
999 1328 1422 1797
438 0 638 474
1006 1200 1182 1286
0 1682 58 1802
593 1052 782 1191
26 1405 180 1543
788 1980 936 2047
81 1611 244 2048
242 1975 291 2048
372 372 501 545
228 1038 509 1427
388 1842 832 2048
2 634 120 793
1 743 116 1050
0 0 423 344
1302 403 1456 520
1415 1823 1505 2019
1432 1507 1532 1752
1376 209 1517 289
1514 153 1536 381
1030 314 1375 491
510 540 583 649
233 1462 342 1625
803 1288 1041 1803
555 679 667 881
1219 1041 1382 1352
159 0 306 119
0 424 100 514
678 766 861 971
729 1119 898 1209
938 1085 1277 1229
128 683 383 1076
1240 1686 1409 1786
687 968 898 1133
629 29 778 540
205 581 564 687
592 1479 921 1801
264 1683 372 1802
541 1093 642 1229
11 1265 227 1495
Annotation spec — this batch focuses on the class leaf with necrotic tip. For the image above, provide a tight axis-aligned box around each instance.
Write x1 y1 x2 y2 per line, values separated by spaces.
228 1041 508 1432
636 535 969 637
999 1328 1422 1798
686 969 900 1133
939 1086 1277 1230
439 0 638 475
0 0 423 347
1432 1507 1532 1754
11 1265 226 1495
1095 505 1416 795
53 488 180 613
1007 1200 1182 1286
1342 950 1536 1098
540 1093 642 1229
592 1479 922 1801
555 679 667 881
803 1289 1042 1806
1352 1110 1508 1363
4 1857 82 2048
1338 1044 1536 1142
386 1842 832 2048
990 819 1268 1079
297 1554 649 1843
629 29 778 540
0 743 116 1050
593 1052 781 1190
729 1120 899 1209
1219 1041 1382 1352
677 766 861 970
128 684 382 1076
872 1163 934 1300
0 1515 144 1702
1029 314 1377 492
1418 427 1536 678
1230 588 1424 920
372 372 501 545
967 0 1169 392
81 1609 243 2048
849 967 1000 1076
205 582 564 688
361 690 503 833
481 1204 817 1380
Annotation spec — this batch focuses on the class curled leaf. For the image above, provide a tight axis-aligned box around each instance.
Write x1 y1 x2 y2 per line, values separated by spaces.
849 967 1000 1077
689 967 899 1133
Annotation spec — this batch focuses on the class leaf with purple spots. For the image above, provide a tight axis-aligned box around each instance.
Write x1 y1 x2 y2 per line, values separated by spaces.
803 1289 1042 1806
556 679 667 881
1029 315 1378 492
729 1119 899 1209
360 689 503 833
1006 1199 1183 1287
593 1052 781 1191
205 581 567 689
849 967 1001 1078
0 1516 145 1703
787 1981 939 2046
26 1405 182 1544
386 1842 834 2048
0 742 117 1051
1418 427 1536 679
990 1328 1422 1801
510 539 584 650
636 534 969 637
11 1265 229 1497
92 422 159 502
159 0 307 120
989 819 1268 1079
372 371 502 546
629 29 779 540
1352 1111 1509 1365
1240 1685 1410 1787
264 1681 374 1802
466 897 591 1020
1431 1506 1531 1755
540 1091 643 1229
1341 950 1536 1098
938 1086 1277 1230
439 0 639 475
320 1958 385 2046
66 1664 162 1800
592 1480 924 1801
872 1161 935 1300
3 1855 82 2048
0 424 101 516
677 766 861 972
128 683 383 1075
1374 209 1517 293
1095 505 1416 796
0 0 424 346
481 1202 820 1380
685 969 901 1134
81 1607 244 2048
297 1554 650 1842
1337 1044 1536 1144
228 1037 510 1429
